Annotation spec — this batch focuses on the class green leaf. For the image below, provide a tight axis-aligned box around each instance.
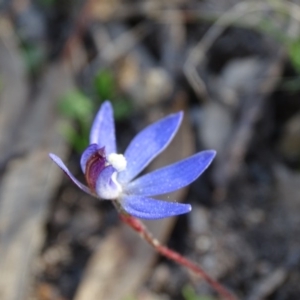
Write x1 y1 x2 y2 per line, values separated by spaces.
59 89 94 121
21 43 45 75
58 86 133 152
288 39 300 73
122 296 137 300
94 69 115 100
182 285 216 300
58 120 89 153
112 98 133 121
37 0 57 7
58 90 94 153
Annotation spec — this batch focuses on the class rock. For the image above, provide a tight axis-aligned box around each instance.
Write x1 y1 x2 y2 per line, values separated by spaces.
148 264 171 292
189 206 210 235
278 112 300 162
196 101 233 153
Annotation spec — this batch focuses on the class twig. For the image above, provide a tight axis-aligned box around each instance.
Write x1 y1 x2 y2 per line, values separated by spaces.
119 213 238 300
95 21 153 64
183 0 300 101
62 0 95 60
184 1 271 101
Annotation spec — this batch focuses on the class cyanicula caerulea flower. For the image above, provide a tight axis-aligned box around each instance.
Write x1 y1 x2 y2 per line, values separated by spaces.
49 101 216 219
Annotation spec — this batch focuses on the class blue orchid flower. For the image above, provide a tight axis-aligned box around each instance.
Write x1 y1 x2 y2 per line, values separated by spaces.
49 101 216 219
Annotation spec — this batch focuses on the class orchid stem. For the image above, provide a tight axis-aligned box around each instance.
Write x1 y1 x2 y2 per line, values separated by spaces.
119 213 238 300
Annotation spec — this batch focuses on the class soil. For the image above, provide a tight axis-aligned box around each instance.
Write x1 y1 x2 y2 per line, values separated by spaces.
4 1 300 300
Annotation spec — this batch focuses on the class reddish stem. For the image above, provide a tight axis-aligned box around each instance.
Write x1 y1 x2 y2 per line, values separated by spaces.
119 213 238 300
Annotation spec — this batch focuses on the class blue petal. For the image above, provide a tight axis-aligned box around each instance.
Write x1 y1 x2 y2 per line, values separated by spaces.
49 153 94 196
121 195 191 219
118 112 183 184
80 144 99 173
125 150 216 196
89 101 116 155
95 166 120 199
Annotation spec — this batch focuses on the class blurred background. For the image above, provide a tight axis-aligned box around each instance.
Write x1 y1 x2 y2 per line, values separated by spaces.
1 0 300 299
